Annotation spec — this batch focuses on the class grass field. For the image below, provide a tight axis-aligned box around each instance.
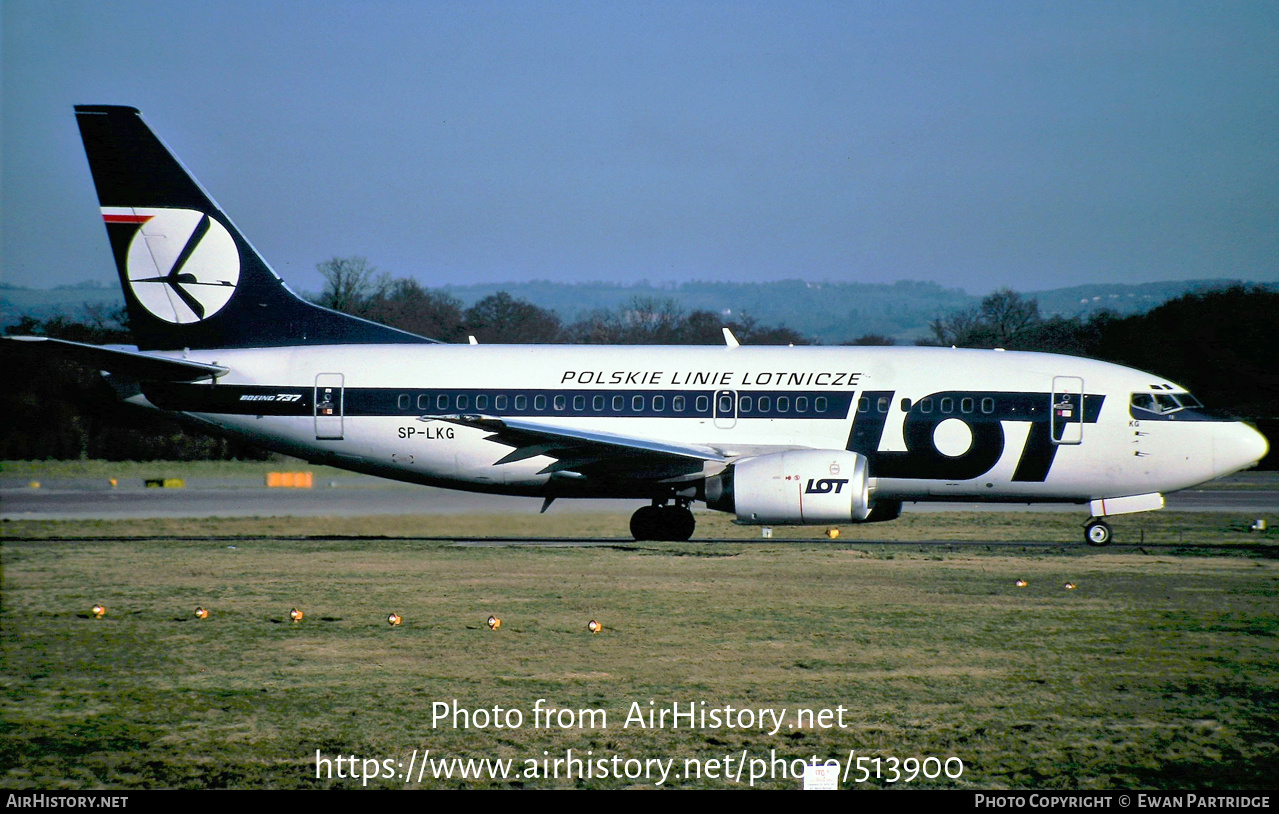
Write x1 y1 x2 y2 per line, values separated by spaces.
4 507 1276 546
2 510 1277 789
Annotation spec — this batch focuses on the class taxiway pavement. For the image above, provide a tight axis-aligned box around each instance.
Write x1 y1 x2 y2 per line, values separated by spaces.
3 472 1275 521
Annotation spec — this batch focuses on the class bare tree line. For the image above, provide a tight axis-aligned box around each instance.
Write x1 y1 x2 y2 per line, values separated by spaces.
2 259 1273 462
312 256 809 345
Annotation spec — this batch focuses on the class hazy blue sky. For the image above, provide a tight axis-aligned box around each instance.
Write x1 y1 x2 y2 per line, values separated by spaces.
3 1 1276 296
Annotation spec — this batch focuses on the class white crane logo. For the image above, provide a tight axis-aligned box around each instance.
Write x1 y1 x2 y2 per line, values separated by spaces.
119 208 241 324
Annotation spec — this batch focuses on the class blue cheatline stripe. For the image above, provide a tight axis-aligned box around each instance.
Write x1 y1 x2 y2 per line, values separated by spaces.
142 383 857 420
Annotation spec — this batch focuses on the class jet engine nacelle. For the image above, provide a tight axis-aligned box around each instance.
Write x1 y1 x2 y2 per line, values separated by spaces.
705 450 873 525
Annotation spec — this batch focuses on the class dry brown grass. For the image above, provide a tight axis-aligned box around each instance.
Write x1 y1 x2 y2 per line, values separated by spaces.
5 507 1274 547
2 514 1277 789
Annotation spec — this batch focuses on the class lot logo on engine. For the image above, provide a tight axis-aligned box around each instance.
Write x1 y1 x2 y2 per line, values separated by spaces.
805 478 849 494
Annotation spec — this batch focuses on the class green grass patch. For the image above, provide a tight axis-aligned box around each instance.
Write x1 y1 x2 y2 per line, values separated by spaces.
4 509 1275 549
3 520 1277 789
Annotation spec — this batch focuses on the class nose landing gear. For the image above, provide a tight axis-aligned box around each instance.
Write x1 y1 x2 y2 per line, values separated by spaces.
630 500 696 542
1084 518 1112 546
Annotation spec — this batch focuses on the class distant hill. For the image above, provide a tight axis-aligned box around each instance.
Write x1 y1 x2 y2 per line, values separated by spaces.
438 279 970 343
5 278 1273 344
1029 281 1270 321
436 278 1275 343
0 281 124 324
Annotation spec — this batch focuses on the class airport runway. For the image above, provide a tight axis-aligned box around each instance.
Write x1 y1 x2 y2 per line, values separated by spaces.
2 471 1275 521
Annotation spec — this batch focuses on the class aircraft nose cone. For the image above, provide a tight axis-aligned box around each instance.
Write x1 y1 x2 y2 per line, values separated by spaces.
1215 423 1270 476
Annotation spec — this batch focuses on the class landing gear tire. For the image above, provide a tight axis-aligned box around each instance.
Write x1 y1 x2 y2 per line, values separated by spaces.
665 506 696 542
630 506 661 540
1085 519 1112 547
630 504 696 542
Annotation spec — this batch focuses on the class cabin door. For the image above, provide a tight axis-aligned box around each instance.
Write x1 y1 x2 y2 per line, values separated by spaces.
314 373 345 440
713 390 738 429
1051 376 1084 445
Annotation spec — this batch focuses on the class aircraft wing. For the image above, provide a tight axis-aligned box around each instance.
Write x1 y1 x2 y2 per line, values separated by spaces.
424 413 727 482
2 336 228 381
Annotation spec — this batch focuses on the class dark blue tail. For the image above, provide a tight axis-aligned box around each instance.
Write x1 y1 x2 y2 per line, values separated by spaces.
75 105 432 351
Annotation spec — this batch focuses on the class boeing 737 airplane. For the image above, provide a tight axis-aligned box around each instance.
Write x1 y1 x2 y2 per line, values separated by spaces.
10 106 1268 543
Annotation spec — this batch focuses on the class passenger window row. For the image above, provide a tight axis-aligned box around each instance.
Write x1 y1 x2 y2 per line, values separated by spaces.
397 391 708 414
736 395 829 415
392 391 836 416
856 396 996 415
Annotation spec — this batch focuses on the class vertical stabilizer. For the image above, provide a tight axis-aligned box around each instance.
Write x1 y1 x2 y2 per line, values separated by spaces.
74 105 432 350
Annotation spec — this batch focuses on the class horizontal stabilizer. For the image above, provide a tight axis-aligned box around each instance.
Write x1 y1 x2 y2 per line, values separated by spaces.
3 336 228 381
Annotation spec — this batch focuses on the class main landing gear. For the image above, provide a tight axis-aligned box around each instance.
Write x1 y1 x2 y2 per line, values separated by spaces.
1084 518 1112 546
630 500 696 542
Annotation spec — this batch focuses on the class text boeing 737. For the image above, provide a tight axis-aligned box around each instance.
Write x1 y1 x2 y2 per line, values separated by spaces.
11 106 1267 544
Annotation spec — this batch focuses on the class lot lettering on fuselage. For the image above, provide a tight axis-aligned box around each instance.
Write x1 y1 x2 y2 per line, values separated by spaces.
847 390 1104 482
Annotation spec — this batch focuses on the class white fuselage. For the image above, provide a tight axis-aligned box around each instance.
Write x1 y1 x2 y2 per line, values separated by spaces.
135 343 1268 509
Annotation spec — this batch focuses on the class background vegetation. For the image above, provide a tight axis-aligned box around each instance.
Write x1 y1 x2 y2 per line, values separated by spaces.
2 262 1274 465
8 277 1268 346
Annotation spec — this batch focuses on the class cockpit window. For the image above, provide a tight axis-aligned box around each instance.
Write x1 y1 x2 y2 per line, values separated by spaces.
1130 392 1201 416
1131 393 1157 413
1176 392 1203 409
